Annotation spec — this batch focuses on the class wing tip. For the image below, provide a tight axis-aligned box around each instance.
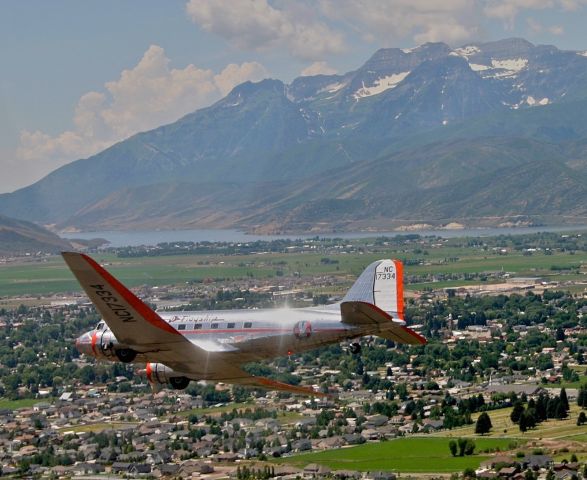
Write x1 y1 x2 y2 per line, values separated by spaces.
254 376 330 398
402 326 427 345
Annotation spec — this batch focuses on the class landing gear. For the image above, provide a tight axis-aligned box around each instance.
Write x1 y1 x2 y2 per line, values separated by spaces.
115 348 137 363
169 376 190 390
349 342 362 355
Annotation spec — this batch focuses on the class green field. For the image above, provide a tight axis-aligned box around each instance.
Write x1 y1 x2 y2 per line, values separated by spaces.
275 437 519 473
1 245 587 296
544 381 587 390
430 405 587 441
0 398 42 410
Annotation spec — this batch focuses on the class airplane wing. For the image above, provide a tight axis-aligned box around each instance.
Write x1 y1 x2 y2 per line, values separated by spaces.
62 252 226 371
229 372 329 397
63 252 184 346
341 301 426 345
63 252 327 396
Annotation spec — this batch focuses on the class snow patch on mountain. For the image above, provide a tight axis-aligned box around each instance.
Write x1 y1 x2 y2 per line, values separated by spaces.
490 58 528 78
321 82 346 94
224 93 243 108
453 46 480 57
526 96 549 106
353 72 410 99
469 63 490 72
492 58 528 71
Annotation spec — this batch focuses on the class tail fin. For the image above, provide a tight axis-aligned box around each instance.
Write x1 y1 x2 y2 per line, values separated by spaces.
341 259 426 345
342 259 404 320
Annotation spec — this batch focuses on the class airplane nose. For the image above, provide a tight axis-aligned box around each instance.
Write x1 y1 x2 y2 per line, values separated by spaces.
75 332 94 356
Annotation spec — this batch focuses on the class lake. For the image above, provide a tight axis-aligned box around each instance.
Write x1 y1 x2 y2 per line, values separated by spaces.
60 225 587 248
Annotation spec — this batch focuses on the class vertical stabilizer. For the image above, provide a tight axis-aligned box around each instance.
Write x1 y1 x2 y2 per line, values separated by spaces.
342 259 405 320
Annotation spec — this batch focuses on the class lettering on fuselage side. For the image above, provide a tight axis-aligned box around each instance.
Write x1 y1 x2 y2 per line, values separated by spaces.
89 284 136 323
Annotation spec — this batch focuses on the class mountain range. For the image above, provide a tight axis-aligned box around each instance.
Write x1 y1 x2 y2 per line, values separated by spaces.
3 38 587 233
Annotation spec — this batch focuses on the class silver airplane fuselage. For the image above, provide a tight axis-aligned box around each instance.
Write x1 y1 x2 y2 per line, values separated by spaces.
76 304 360 375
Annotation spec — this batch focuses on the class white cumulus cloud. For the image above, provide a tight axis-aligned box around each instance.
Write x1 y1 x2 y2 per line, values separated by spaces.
318 0 481 46
300 61 338 76
527 17 564 35
484 0 587 26
185 0 345 60
16 45 268 182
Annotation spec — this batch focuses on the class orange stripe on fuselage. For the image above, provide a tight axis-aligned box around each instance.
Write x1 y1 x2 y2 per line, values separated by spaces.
393 259 404 319
80 254 180 336
91 331 98 356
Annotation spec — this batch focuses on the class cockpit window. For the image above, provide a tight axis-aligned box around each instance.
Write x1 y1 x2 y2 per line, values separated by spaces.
97 322 105 331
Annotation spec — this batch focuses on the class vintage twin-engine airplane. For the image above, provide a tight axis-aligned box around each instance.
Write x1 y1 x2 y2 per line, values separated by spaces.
64 252 426 396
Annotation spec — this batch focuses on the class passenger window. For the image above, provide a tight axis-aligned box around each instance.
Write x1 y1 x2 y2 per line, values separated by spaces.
194 324 202 330
178 324 186 331
227 323 235 329
244 322 252 329
211 323 218 329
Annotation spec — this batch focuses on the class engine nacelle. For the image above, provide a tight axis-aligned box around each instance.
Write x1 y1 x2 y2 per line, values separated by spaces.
79 330 120 360
141 363 177 384
139 363 191 390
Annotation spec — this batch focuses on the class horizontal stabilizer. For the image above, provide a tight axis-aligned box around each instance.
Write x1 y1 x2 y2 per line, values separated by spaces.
341 301 426 345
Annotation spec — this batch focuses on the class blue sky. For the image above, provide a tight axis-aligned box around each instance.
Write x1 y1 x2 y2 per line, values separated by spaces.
1 0 587 193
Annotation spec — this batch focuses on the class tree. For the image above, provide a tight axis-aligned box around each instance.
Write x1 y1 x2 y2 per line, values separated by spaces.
458 438 468 456
555 400 569 420
462 467 476 479
536 393 548 421
525 470 536 480
519 412 528 432
577 384 587 408
449 440 457 457
560 387 570 412
577 411 586 426
464 439 476 456
475 412 492 435
511 402 524 424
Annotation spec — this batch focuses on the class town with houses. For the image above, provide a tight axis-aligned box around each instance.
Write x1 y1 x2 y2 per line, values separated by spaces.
1 234 587 479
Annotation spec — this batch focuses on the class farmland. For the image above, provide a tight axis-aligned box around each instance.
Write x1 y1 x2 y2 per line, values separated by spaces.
274 437 520 473
2 230 587 297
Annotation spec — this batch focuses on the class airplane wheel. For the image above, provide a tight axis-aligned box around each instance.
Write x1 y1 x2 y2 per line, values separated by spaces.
115 348 137 363
169 376 190 390
349 342 361 355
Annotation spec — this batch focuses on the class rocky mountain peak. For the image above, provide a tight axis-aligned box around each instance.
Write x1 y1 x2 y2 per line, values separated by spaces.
225 78 286 102
2 38 587 232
